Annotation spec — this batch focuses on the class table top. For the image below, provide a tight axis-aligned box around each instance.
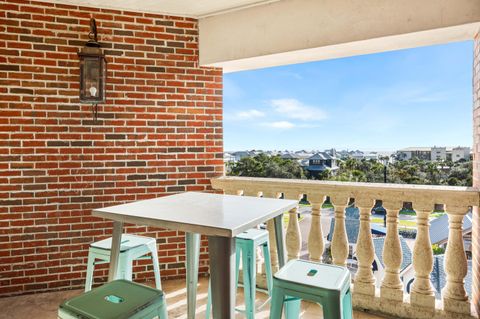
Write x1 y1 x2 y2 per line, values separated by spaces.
92 192 298 237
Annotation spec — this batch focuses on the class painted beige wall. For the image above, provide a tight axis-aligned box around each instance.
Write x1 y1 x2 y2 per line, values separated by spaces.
199 0 480 72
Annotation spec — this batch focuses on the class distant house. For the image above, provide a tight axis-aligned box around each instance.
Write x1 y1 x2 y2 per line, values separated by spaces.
452 146 471 162
231 151 251 161
397 146 471 162
326 207 386 258
351 151 379 160
294 150 315 160
223 153 236 170
280 152 299 160
405 254 473 299
305 151 338 177
372 236 413 289
429 211 472 255
397 147 432 161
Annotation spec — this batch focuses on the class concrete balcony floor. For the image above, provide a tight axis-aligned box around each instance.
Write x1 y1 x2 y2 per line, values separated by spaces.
0 277 388 319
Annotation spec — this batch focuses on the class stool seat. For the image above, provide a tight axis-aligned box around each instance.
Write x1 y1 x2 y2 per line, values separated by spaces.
237 228 269 242
91 234 156 252
59 280 168 319
269 260 353 319
274 259 350 292
85 234 162 292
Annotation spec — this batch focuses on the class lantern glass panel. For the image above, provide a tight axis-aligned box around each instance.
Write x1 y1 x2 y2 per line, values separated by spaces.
84 58 100 98
79 54 106 103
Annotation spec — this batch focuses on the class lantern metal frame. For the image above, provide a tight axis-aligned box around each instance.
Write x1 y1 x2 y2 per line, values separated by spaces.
78 47 107 104
77 18 107 120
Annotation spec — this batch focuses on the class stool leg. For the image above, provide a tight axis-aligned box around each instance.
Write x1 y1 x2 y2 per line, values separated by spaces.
186 232 200 319
262 242 273 296
242 241 256 319
268 288 285 319
205 278 212 319
235 244 241 291
119 252 132 281
284 298 301 319
322 296 342 319
158 299 169 319
148 242 162 290
84 251 96 292
342 290 353 319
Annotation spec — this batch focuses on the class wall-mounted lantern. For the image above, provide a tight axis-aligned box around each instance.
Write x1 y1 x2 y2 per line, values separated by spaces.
78 18 106 120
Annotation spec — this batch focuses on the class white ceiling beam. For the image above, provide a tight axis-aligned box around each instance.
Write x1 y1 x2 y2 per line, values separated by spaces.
199 0 480 72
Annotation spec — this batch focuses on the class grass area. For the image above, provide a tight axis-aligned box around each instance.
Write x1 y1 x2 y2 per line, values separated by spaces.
371 217 417 228
283 212 305 225
399 209 416 216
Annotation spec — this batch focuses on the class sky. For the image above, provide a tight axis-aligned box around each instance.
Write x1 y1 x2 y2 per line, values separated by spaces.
223 41 473 152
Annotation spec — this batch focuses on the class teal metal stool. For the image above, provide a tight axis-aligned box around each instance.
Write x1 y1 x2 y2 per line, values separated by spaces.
85 234 161 292
59 279 168 319
206 228 273 319
269 259 353 319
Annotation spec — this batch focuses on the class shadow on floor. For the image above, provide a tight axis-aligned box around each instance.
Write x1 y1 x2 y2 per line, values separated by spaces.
0 277 388 318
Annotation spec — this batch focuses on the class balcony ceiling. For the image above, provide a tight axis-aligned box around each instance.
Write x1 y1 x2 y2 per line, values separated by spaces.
39 0 280 17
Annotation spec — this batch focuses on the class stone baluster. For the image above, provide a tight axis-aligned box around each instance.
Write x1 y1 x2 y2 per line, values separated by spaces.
307 193 325 262
264 191 282 272
380 200 404 301
224 188 242 196
410 203 435 310
330 195 349 267
284 192 302 261
354 198 376 296
442 206 470 315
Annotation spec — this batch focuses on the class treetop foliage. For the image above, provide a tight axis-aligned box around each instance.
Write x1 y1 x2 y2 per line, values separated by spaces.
227 154 472 186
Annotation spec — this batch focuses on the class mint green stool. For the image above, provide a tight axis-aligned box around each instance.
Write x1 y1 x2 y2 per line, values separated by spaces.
206 228 273 319
58 279 168 319
269 260 353 319
85 234 161 292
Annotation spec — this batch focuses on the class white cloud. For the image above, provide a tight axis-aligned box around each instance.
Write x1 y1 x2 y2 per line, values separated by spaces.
269 98 327 121
236 109 265 120
262 121 296 129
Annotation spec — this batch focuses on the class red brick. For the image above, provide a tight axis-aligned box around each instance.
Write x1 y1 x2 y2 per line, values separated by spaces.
0 0 223 298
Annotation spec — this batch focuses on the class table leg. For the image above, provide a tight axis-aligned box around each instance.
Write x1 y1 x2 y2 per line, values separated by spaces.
108 221 123 282
273 215 286 268
186 232 200 319
208 236 235 319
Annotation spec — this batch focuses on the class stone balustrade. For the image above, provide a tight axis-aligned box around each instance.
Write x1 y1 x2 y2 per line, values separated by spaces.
211 176 479 319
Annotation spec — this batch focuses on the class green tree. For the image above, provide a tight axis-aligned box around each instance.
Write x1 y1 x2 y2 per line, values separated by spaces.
228 154 306 179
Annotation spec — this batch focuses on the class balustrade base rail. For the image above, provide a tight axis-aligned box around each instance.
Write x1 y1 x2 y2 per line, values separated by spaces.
353 289 477 319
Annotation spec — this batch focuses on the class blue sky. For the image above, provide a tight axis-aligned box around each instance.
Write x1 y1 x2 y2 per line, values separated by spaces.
223 41 473 152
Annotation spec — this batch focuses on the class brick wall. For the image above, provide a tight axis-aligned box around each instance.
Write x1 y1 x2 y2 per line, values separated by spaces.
473 33 480 315
0 0 223 296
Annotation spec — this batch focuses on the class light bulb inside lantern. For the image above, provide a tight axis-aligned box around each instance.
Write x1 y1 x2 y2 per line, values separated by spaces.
89 86 97 97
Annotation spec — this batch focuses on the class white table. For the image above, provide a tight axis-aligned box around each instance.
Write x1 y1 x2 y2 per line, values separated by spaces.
92 192 297 319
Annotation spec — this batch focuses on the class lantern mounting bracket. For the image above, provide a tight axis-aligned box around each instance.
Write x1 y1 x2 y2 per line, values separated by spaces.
86 18 101 47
